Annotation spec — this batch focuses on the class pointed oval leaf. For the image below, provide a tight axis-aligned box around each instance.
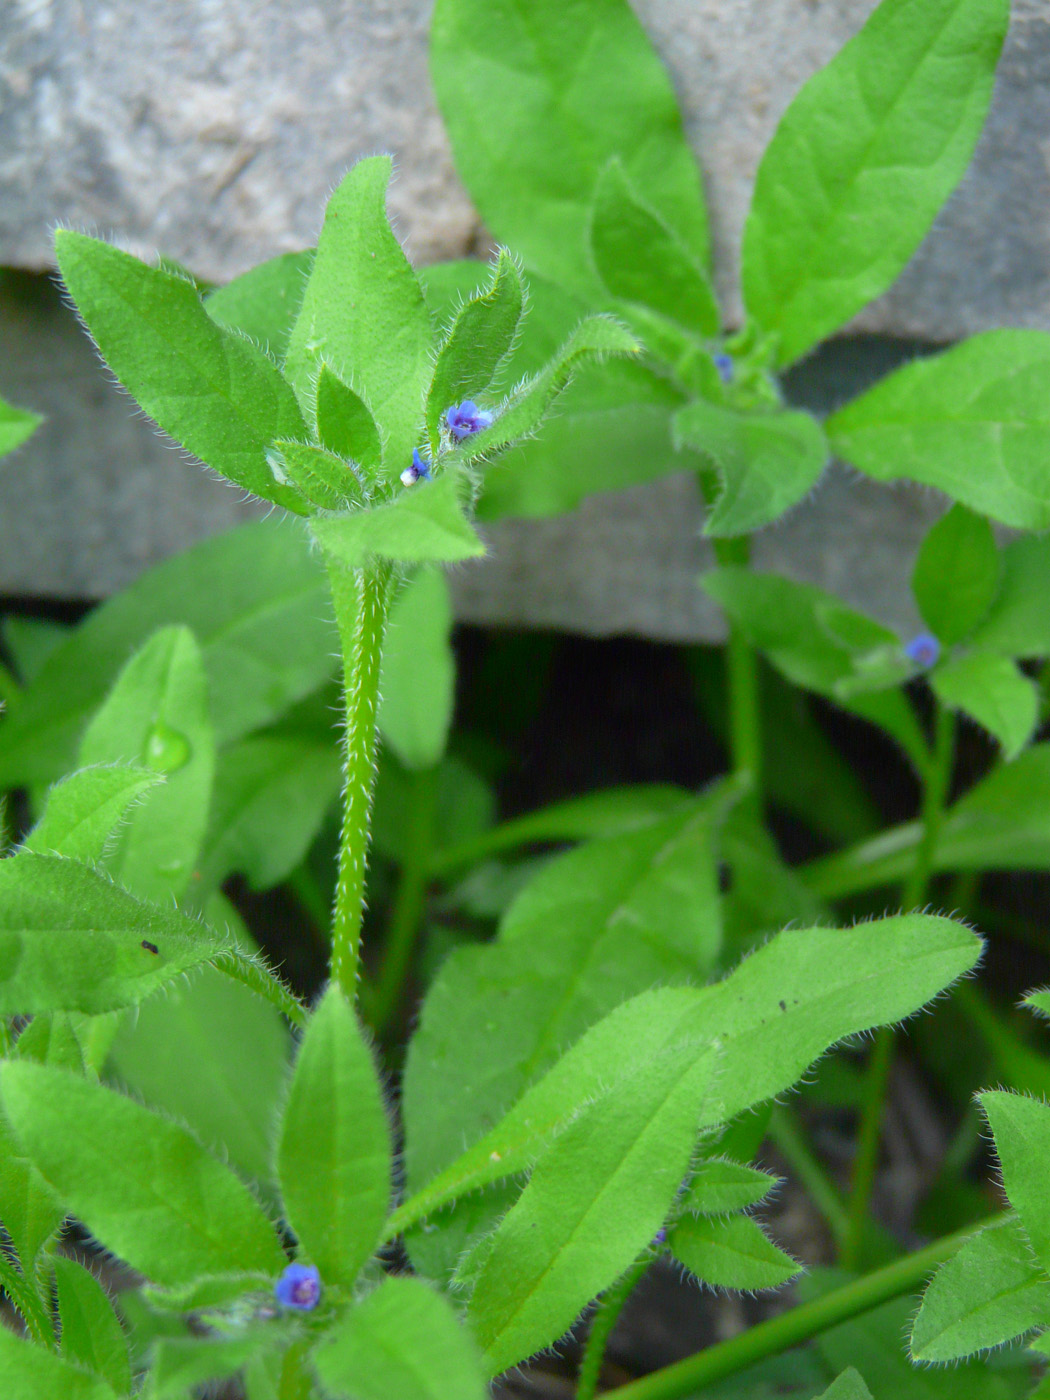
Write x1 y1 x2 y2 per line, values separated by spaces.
379 567 455 771
682 1158 780 1216
818 1371 874 1400
315 365 383 473
54 230 308 513
931 653 1039 760
23 765 161 866
981 1092 1050 1272
78 625 215 902
313 1275 487 1400
285 157 432 479
590 159 718 336
426 249 525 451
742 0 1009 365
911 1215 1050 1362
310 471 484 567
970 537 1050 659
912 504 1001 645
675 401 827 537
431 0 710 296
0 852 226 1015
277 985 391 1289
828 330 1050 530
267 440 367 513
0 1060 286 1286
53 1256 132 1396
0 394 42 459
669 1211 800 1291
469 1041 721 1376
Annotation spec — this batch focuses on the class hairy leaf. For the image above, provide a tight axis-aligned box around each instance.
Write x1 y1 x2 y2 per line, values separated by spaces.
931 654 1039 760
669 1211 800 1290
912 504 1000 645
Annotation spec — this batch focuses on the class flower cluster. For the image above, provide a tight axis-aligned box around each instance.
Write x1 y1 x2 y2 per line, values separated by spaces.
402 400 494 487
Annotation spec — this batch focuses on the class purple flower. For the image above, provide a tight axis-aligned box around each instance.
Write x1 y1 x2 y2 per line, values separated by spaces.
274 1263 321 1311
401 448 432 487
713 352 734 385
651 1226 667 1248
446 400 494 441
905 632 941 669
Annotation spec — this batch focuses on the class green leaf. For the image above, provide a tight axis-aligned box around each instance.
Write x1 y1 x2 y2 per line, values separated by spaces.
425 249 524 452
0 519 333 791
310 470 484 566
931 653 1038 760
151 1330 290 1400
0 1060 286 1286
78 626 215 902
431 0 710 296
981 1092 1050 1272
23 765 162 865
313 1275 487 1400
277 985 391 1290
742 0 1008 366
54 230 308 513
285 157 432 479
198 735 340 893
828 331 1050 530
0 1107 65 1281
0 852 225 1015
675 401 827 537
468 1039 721 1376
681 1158 780 1216
203 249 313 361
912 504 1001 645
911 1215 1050 1362
0 394 42 458
702 568 927 769
818 1371 874 1400
404 799 724 1190
107 962 289 1192
668 1211 800 1291
590 159 718 335
315 365 383 473
266 440 367 512
53 1256 132 1395
460 315 641 463
379 567 455 771
0 1324 119 1400
970 537 1050 658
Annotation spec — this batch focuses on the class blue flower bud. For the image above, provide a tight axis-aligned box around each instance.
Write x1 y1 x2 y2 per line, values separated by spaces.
446 400 494 440
401 448 432 487
713 352 734 385
904 632 940 668
274 1262 321 1311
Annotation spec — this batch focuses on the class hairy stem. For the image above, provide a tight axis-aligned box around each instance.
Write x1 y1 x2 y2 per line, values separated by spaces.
843 700 956 1268
370 763 440 1036
577 1255 652 1400
325 557 393 1000
607 1218 985 1400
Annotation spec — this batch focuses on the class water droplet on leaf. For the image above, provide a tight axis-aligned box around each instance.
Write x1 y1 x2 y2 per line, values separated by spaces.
143 722 191 774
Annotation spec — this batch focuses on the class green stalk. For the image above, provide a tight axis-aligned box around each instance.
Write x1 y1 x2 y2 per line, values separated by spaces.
325 556 394 1000
769 1106 850 1255
607 1218 984 1400
577 1255 652 1400
712 537 761 802
842 701 956 1269
370 763 440 1036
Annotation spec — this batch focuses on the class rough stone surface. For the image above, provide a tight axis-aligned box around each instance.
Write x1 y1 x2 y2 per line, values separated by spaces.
1 0 1047 340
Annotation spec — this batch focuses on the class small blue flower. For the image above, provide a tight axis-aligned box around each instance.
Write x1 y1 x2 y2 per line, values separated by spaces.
274 1262 321 1311
905 632 941 668
401 448 432 487
446 400 494 440
713 352 734 385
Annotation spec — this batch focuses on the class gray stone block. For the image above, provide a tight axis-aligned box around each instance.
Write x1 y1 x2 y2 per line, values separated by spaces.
1 0 1046 340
